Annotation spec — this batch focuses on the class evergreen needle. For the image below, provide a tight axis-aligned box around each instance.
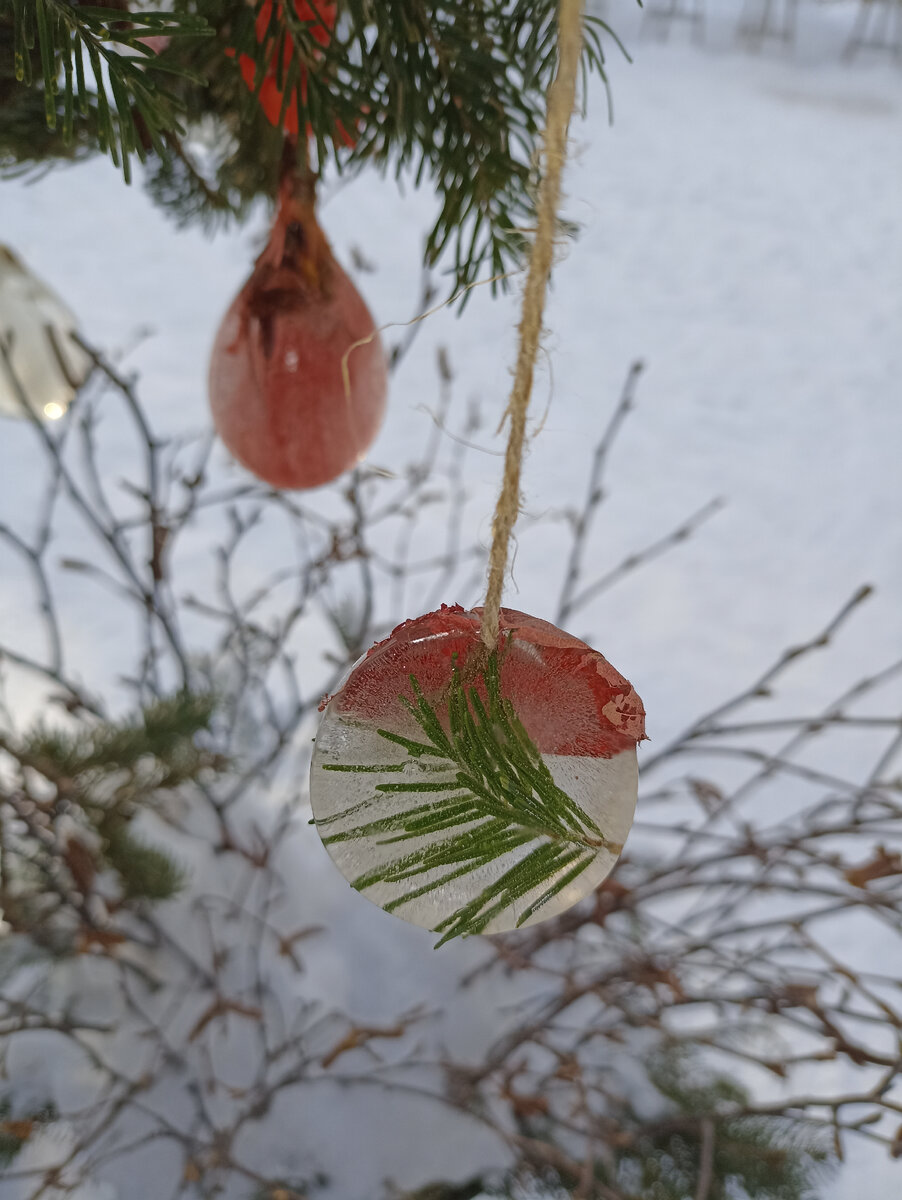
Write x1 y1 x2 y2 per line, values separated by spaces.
315 652 620 946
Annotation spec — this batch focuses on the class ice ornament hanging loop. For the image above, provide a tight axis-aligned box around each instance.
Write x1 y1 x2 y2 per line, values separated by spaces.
309 0 646 944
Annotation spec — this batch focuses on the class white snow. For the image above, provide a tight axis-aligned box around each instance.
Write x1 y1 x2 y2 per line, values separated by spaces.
1 1 901 1196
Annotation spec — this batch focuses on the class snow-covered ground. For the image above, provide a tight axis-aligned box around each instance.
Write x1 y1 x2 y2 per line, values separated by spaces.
2 0 901 1195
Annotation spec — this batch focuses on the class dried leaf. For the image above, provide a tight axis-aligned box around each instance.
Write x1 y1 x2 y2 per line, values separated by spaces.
780 982 819 1009
0 1119 35 1141
844 845 902 889
553 1056 581 1082
320 1023 406 1069
64 836 97 895
501 1086 550 1118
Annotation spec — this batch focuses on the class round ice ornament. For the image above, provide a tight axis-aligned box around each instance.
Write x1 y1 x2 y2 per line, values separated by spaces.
310 606 646 944
0 246 91 422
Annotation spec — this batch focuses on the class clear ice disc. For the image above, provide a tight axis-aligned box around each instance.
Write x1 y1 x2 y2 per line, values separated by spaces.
310 606 645 943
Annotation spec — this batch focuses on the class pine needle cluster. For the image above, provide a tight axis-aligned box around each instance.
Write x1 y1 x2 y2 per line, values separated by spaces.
412 1051 832 1200
621 1051 834 1200
3 2 210 181
0 691 220 952
316 652 622 946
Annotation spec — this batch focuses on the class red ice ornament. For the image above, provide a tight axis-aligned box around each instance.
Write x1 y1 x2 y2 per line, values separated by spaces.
208 177 387 490
310 606 646 943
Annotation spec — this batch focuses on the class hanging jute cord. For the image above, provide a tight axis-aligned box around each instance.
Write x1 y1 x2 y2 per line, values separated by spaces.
480 0 585 650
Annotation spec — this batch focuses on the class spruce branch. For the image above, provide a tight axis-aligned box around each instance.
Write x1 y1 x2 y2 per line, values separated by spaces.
103 821 186 899
316 653 622 946
0 691 219 944
3 2 630 291
4 1 212 181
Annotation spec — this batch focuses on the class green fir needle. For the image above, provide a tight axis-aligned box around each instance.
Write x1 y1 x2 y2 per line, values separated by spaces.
314 653 622 947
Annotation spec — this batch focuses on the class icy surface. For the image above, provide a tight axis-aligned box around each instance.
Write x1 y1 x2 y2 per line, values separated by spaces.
312 713 637 937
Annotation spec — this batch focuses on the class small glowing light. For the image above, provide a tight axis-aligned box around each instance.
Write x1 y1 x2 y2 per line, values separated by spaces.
43 401 67 421
285 350 299 372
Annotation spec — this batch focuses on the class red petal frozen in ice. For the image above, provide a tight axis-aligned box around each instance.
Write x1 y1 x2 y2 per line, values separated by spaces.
333 606 646 758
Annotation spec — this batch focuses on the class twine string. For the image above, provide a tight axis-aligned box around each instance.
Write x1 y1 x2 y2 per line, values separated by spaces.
480 0 585 650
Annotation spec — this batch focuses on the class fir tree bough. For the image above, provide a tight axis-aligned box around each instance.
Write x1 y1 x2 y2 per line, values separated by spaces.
315 652 623 946
0 691 220 951
439 1050 833 1200
3 1 211 182
2 1 628 293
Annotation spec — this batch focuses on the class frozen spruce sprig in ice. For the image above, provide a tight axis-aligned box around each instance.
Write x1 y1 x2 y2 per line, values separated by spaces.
316 652 622 947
